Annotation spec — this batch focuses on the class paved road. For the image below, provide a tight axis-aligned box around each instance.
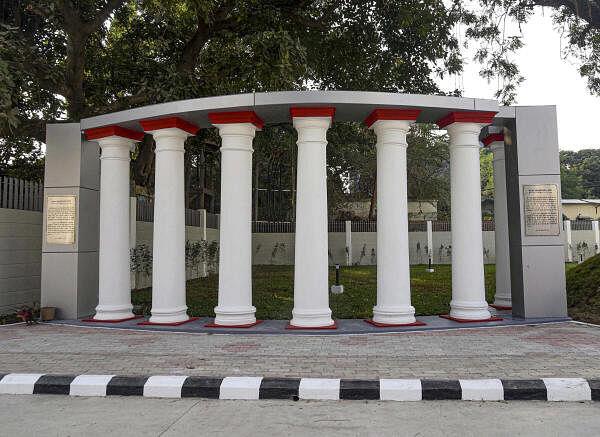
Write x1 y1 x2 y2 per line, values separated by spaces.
1 321 599 378
1 395 599 436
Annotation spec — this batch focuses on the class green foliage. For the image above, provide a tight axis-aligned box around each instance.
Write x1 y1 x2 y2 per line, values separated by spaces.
566 253 600 324
559 149 600 198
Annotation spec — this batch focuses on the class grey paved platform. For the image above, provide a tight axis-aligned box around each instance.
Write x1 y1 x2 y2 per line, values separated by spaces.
50 310 570 335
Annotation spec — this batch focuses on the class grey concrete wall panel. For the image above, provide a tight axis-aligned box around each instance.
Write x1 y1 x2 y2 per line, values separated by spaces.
42 122 100 319
504 107 567 318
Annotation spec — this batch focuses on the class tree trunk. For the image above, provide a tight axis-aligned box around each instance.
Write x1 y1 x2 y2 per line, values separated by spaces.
132 135 155 193
368 175 377 220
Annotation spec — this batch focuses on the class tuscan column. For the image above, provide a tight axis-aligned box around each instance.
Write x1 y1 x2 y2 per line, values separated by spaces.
84 126 143 321
364 109 420 326
437 111 496 321
289 107 335 328
140 117 199 324
483 131 512 309
208 111 263 327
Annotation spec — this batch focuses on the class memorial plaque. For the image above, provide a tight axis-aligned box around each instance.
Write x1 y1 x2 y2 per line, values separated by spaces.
46 195 77 244
523 184 560 236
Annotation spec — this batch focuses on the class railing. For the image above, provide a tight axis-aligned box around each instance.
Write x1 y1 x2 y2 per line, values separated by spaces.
351 221 377 232
0 177 43 212
137 196 212 228
206 212 219 229
569 219 593 231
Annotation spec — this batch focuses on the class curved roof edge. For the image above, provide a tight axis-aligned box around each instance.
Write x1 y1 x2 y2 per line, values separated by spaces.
80 90 504 131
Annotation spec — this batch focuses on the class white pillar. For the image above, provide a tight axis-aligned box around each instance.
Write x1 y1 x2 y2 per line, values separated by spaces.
290 108 334 328
369 118 416 325
565 220 573 262
345 220 352 266
426 220 434 271
93 133 138 321
487 135 512 308
211 119 259 326
593 220 600 254
440 113 495 321
141 119 198 324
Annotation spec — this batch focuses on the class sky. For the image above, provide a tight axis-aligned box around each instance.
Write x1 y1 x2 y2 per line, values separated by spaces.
439 9 600 152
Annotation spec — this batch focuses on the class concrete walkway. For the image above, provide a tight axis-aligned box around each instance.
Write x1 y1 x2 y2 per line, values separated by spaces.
1 321 599 379
1 395 600 436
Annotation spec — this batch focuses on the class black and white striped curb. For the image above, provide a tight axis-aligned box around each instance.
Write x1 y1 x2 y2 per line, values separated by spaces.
0 374 598 401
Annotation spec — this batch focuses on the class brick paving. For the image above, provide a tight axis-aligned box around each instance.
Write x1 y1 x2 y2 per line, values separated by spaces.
0 321 599 379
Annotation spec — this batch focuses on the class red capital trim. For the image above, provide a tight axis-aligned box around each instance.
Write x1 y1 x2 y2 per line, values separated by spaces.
84 125 144 142
436 111 498 129
290 107 336 119
139 117 199 135
364 109 421 127
208 111 264 129
482 133 505 147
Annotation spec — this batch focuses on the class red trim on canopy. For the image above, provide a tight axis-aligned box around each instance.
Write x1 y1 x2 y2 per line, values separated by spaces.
139 117 199 135
208 111 264 129
482 133 505 147
364 109 421 127
289 107 336 119
84 125 144 142
436 111 497 129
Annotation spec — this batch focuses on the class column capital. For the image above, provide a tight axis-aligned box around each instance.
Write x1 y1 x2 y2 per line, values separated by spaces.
83 125 144 143
436 111 497 129
483 133 505 147
139 117 199 136
208 111 264 129
290 107 335 119
364 109 420 127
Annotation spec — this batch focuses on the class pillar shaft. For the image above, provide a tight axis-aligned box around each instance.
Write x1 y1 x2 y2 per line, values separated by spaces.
214 123 257 325
95 137 134 320
447 122 492 320
291 116 333 327
490 141 512 307
148 128 190 323
371 120 415 325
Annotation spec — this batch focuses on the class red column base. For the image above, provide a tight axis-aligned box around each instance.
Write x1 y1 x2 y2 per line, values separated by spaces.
364 319 427 327
81 315 144 323
137 317 200 326
204 320 263 328
439 314 503 323
286 320 338 330
489 304 512 311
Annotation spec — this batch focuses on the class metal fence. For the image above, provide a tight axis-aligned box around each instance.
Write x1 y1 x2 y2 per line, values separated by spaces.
136 196 213 228
206 212 219 229
569 219 593 231
0 177 43 212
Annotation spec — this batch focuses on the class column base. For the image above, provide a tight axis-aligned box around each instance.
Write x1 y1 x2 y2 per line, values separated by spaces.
82 315 143 323
492 294 512 310
92 304 134 322
213 305 257 327
364 319 426 327
372 305 416 325
289 308 334 328
440 314 503 323
147 306 189 324
138 317 199 326
449 299 493 321
286 320 337 330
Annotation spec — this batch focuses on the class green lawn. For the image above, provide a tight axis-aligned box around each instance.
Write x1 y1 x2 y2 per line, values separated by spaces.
132 264 497 319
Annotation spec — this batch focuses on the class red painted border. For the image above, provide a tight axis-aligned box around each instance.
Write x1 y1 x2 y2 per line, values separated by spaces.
290 107 336 119
482 133 505 147
204 320 263 328
81 315 144 323
286 320 338 330
84 125 144 142
364 318 427 327
436 111 498 129
439 314 503 323
208 111 264 129
489 304 512 311
137 316 200 326
364 109 421 127
139 117 199 135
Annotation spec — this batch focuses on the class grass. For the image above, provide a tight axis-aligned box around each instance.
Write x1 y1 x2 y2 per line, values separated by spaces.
132 264 497 319
566 254 600 324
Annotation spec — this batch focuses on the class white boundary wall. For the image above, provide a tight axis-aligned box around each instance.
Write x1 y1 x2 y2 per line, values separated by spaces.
1 206 597 313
